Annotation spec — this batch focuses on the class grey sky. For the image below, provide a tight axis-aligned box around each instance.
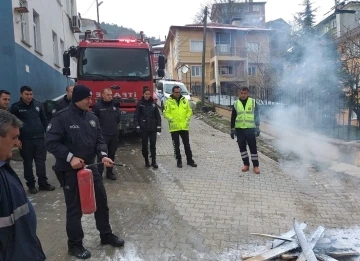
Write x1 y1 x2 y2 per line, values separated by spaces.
77 0 335 39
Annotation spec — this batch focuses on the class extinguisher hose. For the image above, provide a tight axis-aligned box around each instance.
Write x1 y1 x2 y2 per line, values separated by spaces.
84 162 130 169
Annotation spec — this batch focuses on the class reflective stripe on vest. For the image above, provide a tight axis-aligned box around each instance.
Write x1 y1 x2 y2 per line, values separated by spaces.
235 98 256 128
0 203 29 228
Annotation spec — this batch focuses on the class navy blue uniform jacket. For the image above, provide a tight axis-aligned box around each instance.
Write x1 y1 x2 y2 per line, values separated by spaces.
45 103 108 172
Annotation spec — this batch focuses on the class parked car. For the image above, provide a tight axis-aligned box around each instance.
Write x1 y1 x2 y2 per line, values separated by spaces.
155 79 193 111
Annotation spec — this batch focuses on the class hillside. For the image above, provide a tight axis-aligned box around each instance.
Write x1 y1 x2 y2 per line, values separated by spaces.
100 22 162 45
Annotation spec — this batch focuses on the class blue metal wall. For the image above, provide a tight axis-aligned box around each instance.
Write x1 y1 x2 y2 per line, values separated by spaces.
0 0 18 96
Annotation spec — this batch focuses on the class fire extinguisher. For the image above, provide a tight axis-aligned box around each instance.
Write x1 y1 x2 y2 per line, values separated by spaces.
77 167 97 214
77 162 129 214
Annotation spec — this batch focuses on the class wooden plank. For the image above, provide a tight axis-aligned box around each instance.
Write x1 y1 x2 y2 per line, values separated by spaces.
281 253 300 260
316 253 340 261
244 225 325 261
293 219 318 261
250 233 293 242
296 225 325 261
244 241 300 261
272 223 307 248
327 251 360 257
242 223 307 260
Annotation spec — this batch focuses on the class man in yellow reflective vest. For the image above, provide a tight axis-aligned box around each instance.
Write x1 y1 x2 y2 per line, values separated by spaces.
230 87 260 174
164 86 197 168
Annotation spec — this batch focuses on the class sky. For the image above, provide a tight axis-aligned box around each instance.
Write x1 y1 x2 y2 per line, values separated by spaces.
76 0 335 40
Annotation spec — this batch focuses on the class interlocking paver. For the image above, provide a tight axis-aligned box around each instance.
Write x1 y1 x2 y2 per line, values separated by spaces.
8 115 360 260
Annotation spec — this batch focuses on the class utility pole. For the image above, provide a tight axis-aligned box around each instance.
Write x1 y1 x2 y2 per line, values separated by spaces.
96 0 100 23
201 6 208 109
96 0 104 23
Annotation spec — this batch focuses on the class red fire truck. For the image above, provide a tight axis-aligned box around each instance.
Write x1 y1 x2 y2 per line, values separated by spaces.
62 30 165 134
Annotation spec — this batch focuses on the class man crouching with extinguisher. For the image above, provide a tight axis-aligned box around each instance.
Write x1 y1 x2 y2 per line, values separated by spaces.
45 85 124 259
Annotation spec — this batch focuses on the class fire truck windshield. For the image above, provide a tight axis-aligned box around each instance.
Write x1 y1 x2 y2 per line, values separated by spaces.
78 48 151 80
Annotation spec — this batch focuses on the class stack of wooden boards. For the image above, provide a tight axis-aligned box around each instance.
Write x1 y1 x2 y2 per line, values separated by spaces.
242 219 359 261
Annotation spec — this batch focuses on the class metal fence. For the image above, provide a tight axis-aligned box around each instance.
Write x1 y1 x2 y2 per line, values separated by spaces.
201 86 360 141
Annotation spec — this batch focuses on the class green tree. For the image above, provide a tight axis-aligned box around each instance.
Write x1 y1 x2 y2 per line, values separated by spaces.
294 0 317 35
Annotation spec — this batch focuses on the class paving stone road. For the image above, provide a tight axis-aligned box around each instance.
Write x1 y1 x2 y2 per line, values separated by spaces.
10 116 360 260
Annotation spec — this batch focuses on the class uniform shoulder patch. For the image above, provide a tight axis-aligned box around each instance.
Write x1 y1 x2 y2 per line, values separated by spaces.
89 120 96 127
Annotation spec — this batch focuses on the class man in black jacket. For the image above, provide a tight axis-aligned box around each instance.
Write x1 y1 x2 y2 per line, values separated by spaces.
52 85 74 115
92 88 120 180
45 85 124 259
10 86 55 194
0 110 46 261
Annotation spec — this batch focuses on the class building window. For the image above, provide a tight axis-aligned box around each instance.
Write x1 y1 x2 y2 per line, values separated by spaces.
248 66 256 76
190 40 203 52
191 65 202 77
53 31 59 66
20 0 30 44
33 10 41 52
247 42 259 52
60 39 65 66
219 66 233 75
332 20 337 28
252 5 260 11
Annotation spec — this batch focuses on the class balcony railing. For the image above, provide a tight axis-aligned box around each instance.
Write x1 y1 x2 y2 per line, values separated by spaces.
210 69 245 81
210 45 247 59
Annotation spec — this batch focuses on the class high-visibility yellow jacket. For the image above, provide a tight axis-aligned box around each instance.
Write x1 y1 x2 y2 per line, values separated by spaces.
164 96 192 132
234 98 257 129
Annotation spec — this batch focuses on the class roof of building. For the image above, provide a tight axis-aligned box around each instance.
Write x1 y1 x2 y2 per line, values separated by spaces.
316 1 359 27
163 23 271 54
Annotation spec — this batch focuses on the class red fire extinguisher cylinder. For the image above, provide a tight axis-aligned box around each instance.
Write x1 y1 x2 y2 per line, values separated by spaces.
77 168 97 214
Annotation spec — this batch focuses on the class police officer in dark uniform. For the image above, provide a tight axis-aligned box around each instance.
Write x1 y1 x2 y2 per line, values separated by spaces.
92 88 120 180
52 85 74 115
10 86 55 194
45 85 124 259
0 110 46 261
134 88 161 168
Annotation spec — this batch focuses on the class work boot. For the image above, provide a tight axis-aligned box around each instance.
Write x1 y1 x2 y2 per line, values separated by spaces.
177 160 183 168
241 165 250 172
106 172 116 180
145 157 151 167
39 182 55 191
100 233 125 247
151 158 158 169
28 186 38 194
68 245 91 259
187 161 197 167
253 167 260 174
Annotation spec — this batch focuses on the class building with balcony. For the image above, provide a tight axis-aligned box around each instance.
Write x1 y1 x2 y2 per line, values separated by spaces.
163 22 271 95
0 0 80 102
316 1 360 38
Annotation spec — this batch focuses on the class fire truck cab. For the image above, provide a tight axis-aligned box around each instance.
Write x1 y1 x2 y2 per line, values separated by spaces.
62 30 166 134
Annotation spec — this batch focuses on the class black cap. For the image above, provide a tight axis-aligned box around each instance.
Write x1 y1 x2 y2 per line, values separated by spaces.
72 85 92 103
